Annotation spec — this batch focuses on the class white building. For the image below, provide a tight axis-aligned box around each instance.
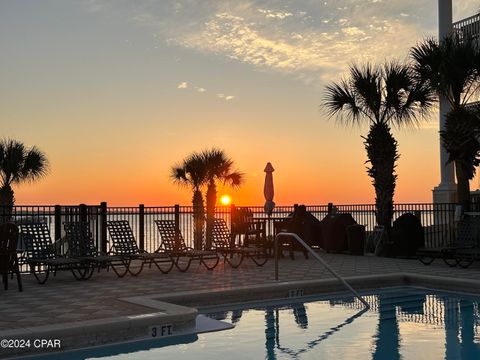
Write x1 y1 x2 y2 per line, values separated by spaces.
433 1 479 204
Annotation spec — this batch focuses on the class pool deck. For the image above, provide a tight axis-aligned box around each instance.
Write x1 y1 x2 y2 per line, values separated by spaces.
2 252 480 357
3 253 480 331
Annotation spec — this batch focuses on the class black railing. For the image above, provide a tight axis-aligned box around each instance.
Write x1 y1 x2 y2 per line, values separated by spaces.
1 202 458 268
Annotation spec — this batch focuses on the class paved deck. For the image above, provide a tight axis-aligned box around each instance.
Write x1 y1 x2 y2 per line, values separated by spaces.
2 253 480 333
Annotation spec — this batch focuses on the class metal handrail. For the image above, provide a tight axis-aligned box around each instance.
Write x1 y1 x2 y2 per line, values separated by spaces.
274 232 370 309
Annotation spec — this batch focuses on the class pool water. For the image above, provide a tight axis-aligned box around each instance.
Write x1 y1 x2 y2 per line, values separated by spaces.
35 287 480 359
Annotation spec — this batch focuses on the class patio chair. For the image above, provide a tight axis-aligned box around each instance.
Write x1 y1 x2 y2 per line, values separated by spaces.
106 220 174 275
452 216 480 268
154 220 219 272
212 218 268 268
19 223 90 284
416 215 480 266
0 223 22 291
64 222 130 278
232 208 265 246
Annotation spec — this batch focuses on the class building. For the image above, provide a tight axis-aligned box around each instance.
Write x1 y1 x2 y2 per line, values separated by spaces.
433 2 479 205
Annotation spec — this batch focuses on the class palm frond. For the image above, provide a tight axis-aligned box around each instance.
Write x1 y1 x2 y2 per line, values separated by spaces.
323 80 363 125
200 148 243 189
18 146 49 184
411 38 442 94
222 171 244 188
170 164 189 187
412 35 480 108
383 61 435 127
184 154 208 189
350 63 382 121
0 139 49 186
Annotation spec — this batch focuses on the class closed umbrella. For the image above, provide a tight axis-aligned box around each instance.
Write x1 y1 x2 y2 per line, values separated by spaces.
264 162 275 216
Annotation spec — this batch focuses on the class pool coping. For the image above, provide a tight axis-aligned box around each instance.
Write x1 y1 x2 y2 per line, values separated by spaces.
122 272 480 307
3 272 480 358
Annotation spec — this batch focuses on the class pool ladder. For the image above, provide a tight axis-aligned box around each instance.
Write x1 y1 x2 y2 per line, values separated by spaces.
274 232 370 309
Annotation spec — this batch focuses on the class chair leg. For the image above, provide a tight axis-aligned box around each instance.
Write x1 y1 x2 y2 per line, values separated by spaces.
174 256 192 272
3 273 7 290
128 260 144 276
32 264 50 285
110 259 130 278
16 269 22 292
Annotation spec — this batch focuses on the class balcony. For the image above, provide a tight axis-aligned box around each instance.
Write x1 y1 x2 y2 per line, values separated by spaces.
453 13 480 38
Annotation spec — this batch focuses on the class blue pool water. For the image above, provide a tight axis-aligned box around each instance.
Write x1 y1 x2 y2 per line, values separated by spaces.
34 287 480 359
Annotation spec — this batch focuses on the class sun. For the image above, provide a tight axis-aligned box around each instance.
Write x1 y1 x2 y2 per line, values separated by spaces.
220 195 232 205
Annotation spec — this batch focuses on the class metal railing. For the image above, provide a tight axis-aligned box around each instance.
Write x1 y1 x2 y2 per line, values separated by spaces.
274 232 370 309
454 13 480 38
1 202 458 260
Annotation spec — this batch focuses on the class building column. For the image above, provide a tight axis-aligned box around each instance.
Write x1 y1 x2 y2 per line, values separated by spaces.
433 0 457 204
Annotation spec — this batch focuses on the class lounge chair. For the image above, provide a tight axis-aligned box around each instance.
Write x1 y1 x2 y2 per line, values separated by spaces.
106 220 174 275
154 220 219 272
212 218 268 268
416 215 480 266
0 223 22 291
19 223 89 284
64 222 130 278
453 217 480 268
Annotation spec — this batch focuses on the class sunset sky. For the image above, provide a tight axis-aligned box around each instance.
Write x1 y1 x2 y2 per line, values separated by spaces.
1 1 478 206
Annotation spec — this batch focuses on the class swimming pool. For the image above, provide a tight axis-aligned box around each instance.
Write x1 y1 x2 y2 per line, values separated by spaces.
30 286 480 359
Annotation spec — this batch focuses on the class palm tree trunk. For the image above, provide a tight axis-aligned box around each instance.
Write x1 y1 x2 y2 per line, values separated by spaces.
192 189 205 250
455 160 471 212
0 184 14 224
364 123 398 255
205 181 217 250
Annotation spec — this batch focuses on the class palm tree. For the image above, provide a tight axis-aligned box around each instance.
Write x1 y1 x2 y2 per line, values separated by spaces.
0 139 49 222
323 62 434 250
201 148 244 249
411 35 480 210
171 153 207 249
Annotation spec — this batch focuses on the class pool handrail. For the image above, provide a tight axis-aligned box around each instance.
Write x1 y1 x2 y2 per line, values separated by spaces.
274 232 370 309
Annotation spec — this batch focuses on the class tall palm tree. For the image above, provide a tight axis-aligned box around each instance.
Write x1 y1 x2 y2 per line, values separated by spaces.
411 35 480 210
0 139 49 222
323 62 434 249
171 153 207 249
201 148 243 249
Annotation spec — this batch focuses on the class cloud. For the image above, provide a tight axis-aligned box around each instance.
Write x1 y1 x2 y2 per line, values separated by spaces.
176 82 233 100
83 0 480 84
258 9 293 20
216 93 235 101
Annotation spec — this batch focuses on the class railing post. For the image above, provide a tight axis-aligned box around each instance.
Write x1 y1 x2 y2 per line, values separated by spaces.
274 234 279 281
230 204 236 247
54 205 62 242
100 202 108 253
139 204 145 251
79 203 87 222
174 204 181 248
328 202 333 215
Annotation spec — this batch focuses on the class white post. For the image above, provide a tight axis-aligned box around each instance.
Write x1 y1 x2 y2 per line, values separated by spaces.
433 0 457 205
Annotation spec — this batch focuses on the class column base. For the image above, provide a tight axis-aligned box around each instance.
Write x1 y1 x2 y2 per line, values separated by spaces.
432 184 457 227
432 184 457 204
